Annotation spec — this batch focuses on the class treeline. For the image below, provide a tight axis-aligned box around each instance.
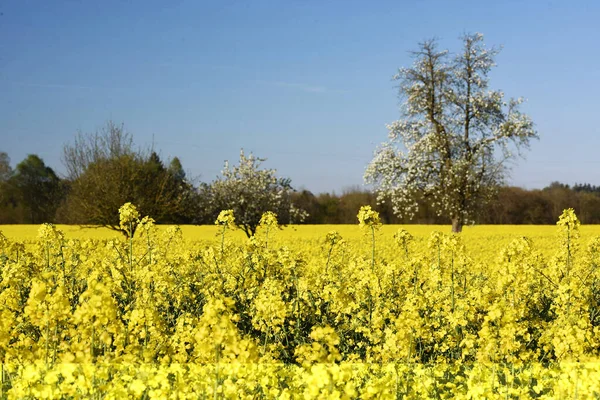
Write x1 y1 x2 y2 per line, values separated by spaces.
292 183 600 225
1 123 600 226
0 123 212 230
0 151 198 226
2 150 599 226
0 153 66 224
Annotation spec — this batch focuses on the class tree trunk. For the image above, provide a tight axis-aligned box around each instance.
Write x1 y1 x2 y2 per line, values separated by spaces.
451 217 463 233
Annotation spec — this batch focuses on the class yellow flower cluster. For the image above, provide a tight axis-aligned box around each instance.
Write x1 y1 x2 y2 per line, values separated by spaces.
215 210 236 228
357 205 381 230
1 207 600 397
119 202 140 236
259 211 278 228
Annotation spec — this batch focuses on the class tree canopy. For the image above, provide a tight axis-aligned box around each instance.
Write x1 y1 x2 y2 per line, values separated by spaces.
207 150 306 237
365 33 538 232
62 122 197 234
0 152 11 183
10 154 63 223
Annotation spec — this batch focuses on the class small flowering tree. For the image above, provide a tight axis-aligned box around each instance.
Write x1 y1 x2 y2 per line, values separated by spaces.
208 150 307 237
365 33 538 232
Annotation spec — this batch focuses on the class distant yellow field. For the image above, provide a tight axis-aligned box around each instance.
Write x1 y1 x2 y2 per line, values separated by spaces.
2 223 600 258
3 223 600 239
5 223 600 238
0 223 581 241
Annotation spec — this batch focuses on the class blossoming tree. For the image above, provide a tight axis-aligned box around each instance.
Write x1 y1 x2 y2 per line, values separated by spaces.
208 150 307 237
365 33 538 232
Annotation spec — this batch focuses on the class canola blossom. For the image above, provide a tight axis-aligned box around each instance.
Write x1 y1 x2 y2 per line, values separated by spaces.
0 207 600 398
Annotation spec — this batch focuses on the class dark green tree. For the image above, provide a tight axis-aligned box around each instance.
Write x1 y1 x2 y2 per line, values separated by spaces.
11 154 63 223
0 152 16 223
0 152 11 182
168 157 186 182
62 122 197 234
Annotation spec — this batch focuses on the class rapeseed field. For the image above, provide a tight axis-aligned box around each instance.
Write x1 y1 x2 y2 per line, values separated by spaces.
0 205 599 398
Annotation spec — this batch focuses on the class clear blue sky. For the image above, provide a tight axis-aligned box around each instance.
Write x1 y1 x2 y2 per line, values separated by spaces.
1 0 599 193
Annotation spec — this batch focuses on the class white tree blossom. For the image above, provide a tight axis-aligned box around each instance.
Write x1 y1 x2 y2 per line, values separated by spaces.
209 150 307 237
365 33 538 232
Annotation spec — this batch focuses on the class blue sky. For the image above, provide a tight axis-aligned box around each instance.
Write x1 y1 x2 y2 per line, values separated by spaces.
1 0 599 193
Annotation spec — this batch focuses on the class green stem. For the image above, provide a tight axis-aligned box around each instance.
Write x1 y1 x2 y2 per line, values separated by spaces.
263 325 270 356
294 271 301 341
451 250 455 313
45 319 49 367
52 320 58 365
60 244 66 288
265 226 270 251
371 226 375 270
413 264 418 295
326 244 334 273
147 234 152 264
129 222 133 272
220 226 226 257
91 322 95 362
214 346 220 400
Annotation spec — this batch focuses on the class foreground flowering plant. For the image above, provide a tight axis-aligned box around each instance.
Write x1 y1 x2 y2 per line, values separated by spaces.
0 206 599 398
